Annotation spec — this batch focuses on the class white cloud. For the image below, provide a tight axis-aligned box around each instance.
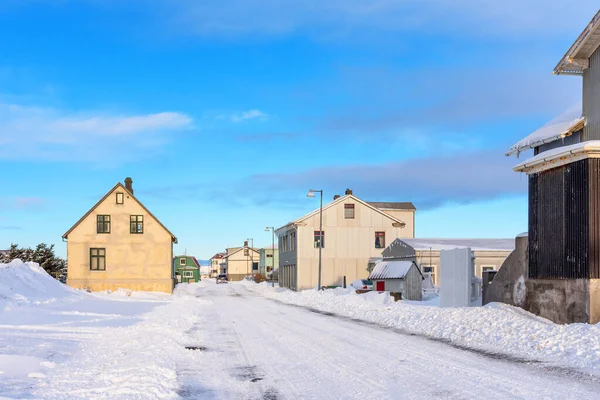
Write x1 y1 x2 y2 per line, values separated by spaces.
0 103 193 162
216 109 269 123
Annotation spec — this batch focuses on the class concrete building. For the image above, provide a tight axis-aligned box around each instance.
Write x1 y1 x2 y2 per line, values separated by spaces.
222 246 260 281
62 177 177 293
259 247 278 278
276 189 415 291
379 238 514 286
500 10 600 324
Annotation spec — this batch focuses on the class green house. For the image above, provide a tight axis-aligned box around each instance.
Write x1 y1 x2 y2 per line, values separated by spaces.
174 255 201 283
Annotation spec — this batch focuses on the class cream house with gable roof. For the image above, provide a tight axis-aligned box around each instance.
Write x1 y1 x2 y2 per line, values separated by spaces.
62 177 177 293
222 246 260 281
276 189 415 291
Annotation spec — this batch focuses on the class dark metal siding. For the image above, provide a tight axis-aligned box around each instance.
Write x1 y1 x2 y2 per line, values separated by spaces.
529 160 589 279
589 159 600 279
583 46 600 141
535 130 581 154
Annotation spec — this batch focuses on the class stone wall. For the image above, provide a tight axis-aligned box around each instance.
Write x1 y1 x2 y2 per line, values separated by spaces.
482 235 528 307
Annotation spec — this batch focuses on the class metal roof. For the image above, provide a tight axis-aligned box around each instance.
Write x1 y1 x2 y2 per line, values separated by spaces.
367 202 416 210
554 10 600 75
369 260 421 280
400 238 515 252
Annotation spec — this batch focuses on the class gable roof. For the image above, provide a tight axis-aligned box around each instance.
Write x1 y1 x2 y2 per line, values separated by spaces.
400 238 515 252
554 10 600 75
367 202 416 211
369 260 423 280
276 194 406 232
62 182 177 243
506 105 585 156
223 247 260 258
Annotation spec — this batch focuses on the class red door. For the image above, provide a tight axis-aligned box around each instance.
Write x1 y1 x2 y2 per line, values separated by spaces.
376 281 385 292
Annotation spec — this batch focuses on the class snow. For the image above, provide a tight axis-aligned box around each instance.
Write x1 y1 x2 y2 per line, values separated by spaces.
514 140 600 171
399 238 515 251
2 260 600 398
244 281 600 373
369 260 415 279
507 104 584 156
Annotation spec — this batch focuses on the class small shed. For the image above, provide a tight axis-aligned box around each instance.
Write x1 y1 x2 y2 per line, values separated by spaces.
174 255 201 283
368 260 424 300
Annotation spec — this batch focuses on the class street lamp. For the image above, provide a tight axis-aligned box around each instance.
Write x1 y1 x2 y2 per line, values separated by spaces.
307 189 323 290
265 227 275 287
247 237 254 276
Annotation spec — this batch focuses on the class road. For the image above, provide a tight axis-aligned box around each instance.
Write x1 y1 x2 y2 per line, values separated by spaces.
177 282 600 400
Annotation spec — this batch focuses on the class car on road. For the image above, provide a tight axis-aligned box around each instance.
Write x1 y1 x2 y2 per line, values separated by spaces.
350 279 373 291
216 274 229 284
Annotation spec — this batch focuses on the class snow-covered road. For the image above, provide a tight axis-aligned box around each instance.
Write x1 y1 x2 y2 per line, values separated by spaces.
181 282 600 399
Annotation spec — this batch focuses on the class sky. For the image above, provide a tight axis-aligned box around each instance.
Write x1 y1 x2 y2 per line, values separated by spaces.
0 1 597 259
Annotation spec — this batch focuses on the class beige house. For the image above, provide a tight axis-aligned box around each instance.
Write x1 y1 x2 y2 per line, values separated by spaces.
209 252 225 278
222 246 260 281
276 190 415 291
62 177 177 293
378 238 515 286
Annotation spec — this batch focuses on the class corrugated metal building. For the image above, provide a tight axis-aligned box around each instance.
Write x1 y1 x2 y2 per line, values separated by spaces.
369 260 423 301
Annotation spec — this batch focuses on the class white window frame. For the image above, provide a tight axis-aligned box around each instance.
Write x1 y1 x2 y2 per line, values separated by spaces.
183 271 194 278
180 258 187 266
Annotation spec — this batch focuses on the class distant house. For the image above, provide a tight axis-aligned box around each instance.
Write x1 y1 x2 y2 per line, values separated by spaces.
276 189 415 291
209 252 225 278
369 260 423 301
379 238 514 286
222 246 260 281
259 247 278 278
174 255 201 283
62 177 177 294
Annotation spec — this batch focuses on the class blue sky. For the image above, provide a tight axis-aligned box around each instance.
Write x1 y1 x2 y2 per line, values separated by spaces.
0 1 597 259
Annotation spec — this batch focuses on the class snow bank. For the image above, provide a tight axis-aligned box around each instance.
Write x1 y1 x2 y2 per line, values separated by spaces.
244 282 600 372
37 291 208 399
0 260 83 310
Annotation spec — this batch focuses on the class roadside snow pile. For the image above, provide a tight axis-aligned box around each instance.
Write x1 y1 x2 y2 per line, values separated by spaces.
0 259 82 310
37 294 208 399
244 282 600 372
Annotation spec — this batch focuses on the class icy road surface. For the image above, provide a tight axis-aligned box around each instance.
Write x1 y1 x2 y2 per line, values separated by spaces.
179 283 600 399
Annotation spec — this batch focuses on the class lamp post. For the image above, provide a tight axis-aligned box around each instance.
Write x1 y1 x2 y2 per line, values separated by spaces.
307 189 323 290
265 227 275 287
247 237 254 275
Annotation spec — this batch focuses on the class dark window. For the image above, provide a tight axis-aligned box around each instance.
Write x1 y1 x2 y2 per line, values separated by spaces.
375 232 385 248
96 215 111 234
266 254 273 258
90 248 106 271
116 192 124 204
344 204 355 219
130 215 144 234
180 258 187 266
314 231 325 248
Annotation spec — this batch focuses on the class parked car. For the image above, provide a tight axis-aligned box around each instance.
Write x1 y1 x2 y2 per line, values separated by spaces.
350 279 373 290
216 274 229 284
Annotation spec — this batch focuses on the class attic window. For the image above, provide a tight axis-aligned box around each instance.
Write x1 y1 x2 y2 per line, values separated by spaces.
116 192 124 204
344 204 355 219
180 258 186 266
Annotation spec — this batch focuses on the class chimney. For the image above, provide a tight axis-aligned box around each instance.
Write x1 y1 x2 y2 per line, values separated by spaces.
345 188 353 195
125 177 133 194
333 194 340 200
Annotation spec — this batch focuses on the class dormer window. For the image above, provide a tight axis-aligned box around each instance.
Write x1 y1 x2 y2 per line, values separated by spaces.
116 192 124 204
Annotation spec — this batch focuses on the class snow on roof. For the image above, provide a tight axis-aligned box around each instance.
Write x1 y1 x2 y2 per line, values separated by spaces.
513 140 600 173
506 105 584 157
554 10 600 75
400 238 515 252
369 260 417 280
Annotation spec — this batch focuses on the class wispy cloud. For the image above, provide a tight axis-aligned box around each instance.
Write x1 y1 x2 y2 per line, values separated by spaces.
165 0 599 39
0 103 193 162
0 197 45 210
216 109 269 123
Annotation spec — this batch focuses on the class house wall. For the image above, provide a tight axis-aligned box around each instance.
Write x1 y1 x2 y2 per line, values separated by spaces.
225 247 260 281
259 248 279 277
376 209 416 238
583 46 600 141
287 201 405 291
66 187 174 293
